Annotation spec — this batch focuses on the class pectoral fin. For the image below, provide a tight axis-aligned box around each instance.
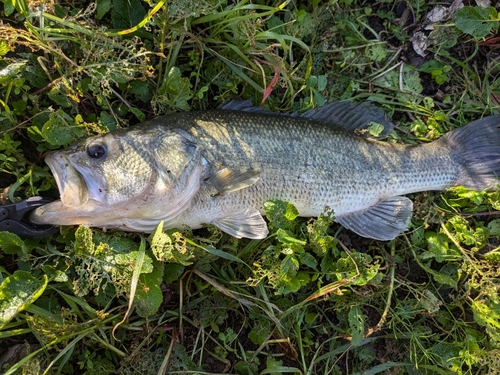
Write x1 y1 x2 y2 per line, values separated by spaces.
336 196 413 241
207 167 260 195
213 207 269 239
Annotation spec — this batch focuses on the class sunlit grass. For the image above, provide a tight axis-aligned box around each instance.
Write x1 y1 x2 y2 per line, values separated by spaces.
1 0 500 374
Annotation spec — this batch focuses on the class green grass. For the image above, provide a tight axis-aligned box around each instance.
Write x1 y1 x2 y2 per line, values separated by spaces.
1 0 500 374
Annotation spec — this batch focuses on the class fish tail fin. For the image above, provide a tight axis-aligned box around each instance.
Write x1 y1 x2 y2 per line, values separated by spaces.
440 115 500 190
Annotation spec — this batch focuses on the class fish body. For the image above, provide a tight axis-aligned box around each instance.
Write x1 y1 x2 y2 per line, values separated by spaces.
30 101 500 240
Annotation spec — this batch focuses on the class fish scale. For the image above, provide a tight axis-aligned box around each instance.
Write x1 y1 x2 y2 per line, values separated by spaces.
177 116 456 222
30 101 500 241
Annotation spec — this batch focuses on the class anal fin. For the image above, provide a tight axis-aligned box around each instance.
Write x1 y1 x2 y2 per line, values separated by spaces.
213 207 268 239
336 196 413 241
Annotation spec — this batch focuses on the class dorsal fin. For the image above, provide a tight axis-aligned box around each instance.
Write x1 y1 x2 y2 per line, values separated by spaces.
218 99 262 112
301 101 394 138
219 100 394 138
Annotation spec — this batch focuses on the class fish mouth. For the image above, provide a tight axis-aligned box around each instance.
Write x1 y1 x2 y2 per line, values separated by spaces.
45 152 89 208
29 152 96 226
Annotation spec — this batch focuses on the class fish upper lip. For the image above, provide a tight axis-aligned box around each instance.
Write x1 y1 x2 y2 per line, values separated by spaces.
45 153 89 207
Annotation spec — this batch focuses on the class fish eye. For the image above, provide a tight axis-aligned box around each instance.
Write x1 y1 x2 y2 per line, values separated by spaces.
87 143 107 159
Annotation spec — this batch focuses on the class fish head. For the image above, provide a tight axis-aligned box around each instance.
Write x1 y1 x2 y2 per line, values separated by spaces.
31 126 204 230
48 130 160 208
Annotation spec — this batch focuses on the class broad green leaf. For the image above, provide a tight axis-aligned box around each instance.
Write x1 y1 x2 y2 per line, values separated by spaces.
74 225 95 255
0 271 48 329
296 270 310 285
471 299 500 342
234 360 259 375
96 0 112 19
0 232 28 255
99 111 117 131
283 202 299 221
4 0 27 17
0 61 26 85
424 232 461 262
419 290 443 314
487 219 500 236
27 112 50 142
149 223 195 265
484 249 500 261
447 216 489 248
317 75 328 91
367 122 385 137
419 260 458 289
0 41 11 57
41 110 86 146
264 200 299 230
248 319 271 345
24 57 49 88
3 0 15 16
135 265 163 317
298 252 317 269
154 66 193 112
163 263 185 283
145 222 165 254
306 75 318 88
454 6 499 39
129 107 146 122
429 342 460 369
12 99 27 114
261 364 302 374
111 0 146 29
276 229 306 246
419 60 447 74
375 65 422 94
282 275 301 293
280 254 299 281
41 265 69 282
128 79 152 102
112 251 153 274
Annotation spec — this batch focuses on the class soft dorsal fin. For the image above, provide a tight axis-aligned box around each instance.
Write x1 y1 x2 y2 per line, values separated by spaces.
206 167 261 195
336 196 413 241
213 207 268 239
219 100 394 138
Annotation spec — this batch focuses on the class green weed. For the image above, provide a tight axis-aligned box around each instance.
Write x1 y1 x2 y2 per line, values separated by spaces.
1 0 500 374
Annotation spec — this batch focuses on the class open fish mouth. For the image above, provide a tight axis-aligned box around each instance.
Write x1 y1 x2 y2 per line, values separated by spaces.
45 153 89 208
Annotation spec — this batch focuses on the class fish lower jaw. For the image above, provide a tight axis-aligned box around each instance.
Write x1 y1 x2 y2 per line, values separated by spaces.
28 199 190 233
29 199 110 226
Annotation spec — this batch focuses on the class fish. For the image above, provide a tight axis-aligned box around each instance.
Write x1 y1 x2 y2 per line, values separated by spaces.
29 100 500 241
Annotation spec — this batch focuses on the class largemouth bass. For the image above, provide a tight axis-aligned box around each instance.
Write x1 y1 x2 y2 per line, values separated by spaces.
30 101 500 240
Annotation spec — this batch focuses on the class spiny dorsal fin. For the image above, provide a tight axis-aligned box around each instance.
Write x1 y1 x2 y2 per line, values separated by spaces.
206 167 261 195
213 207 268 239
336 196 413 241
218 99 263 112
219 100 394 138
